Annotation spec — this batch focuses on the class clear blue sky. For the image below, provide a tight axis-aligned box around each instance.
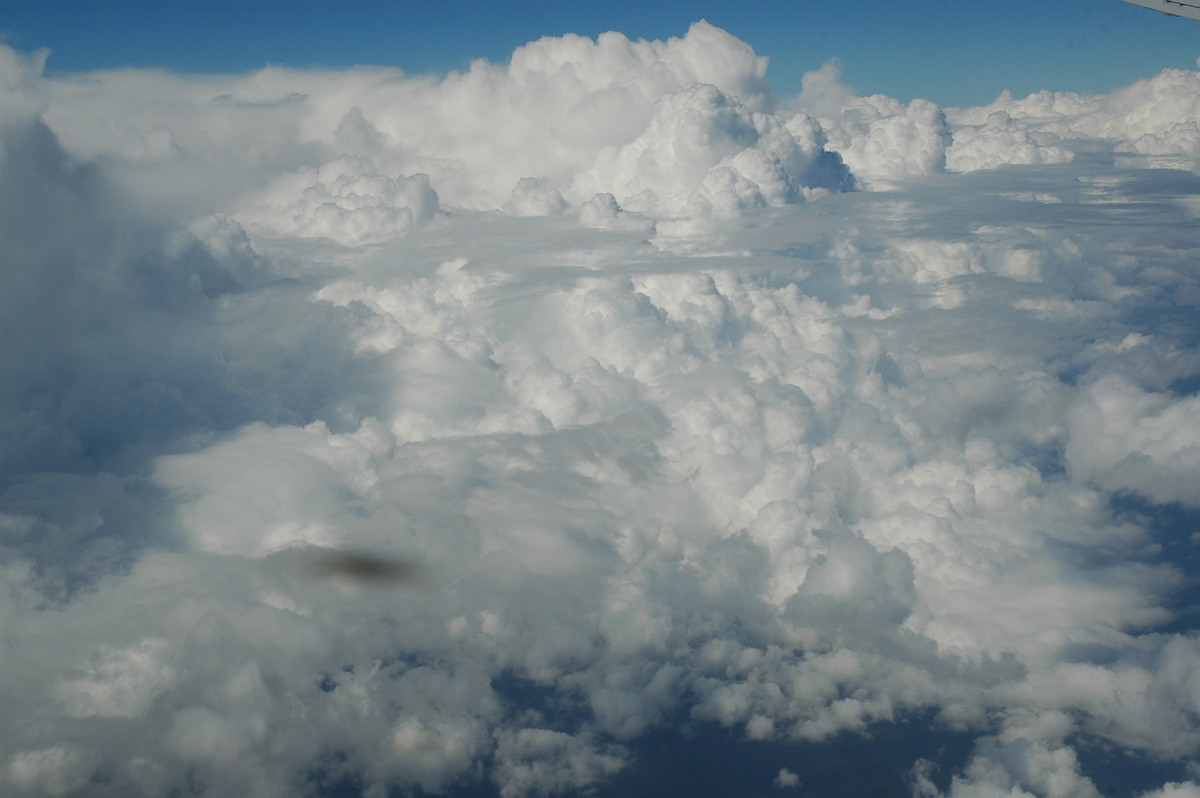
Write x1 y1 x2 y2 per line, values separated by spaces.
1 0 1198 107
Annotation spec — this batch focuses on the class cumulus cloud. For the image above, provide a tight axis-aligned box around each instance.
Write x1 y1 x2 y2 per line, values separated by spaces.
946 110 1074 173
571 81 850 216
234 159 442 245
949 66 1200 171
776 767 801 788
2 21 1200 798
577 192 656 233
789 59 948 188
1067 375 1200 506
504 177 570 217
1140 785 1200 798
32 20 852 240
912 736 1103 798
820 93 950 188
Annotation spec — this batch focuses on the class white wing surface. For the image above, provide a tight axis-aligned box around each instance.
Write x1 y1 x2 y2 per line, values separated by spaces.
1121 0 1200 21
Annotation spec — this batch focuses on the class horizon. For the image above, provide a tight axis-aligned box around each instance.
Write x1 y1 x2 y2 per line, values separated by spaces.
2 0 1199 107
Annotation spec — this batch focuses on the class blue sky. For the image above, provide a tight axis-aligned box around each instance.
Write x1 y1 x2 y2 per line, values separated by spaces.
2 0 1199 106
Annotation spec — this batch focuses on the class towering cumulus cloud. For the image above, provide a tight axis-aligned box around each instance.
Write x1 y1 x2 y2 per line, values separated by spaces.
2 23 1200 798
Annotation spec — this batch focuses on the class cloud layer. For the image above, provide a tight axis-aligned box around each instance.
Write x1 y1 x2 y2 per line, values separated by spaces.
2 23 1200 798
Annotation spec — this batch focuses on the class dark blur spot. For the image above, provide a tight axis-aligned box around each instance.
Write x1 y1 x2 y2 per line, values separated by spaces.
305 550 422 587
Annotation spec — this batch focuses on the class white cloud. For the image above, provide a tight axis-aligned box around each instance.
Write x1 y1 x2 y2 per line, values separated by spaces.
570 81 847 216
1067 375 1200 506
492 728 626 798
776 767 801 788
818 94 950 188
946 111 1074 172
234 159 442 246
1140 784 1200 798
55 639 175 718
578 192 656 233
950 68 1200 171
504 177 570 217
31 21 850 233
2 21 1200 798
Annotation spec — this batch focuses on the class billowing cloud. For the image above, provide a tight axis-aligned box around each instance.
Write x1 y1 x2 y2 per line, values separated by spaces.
1067 376 1200 506
820 93 950 188
945 110 1074 173
2 22 1200 798
950 62 1200 171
